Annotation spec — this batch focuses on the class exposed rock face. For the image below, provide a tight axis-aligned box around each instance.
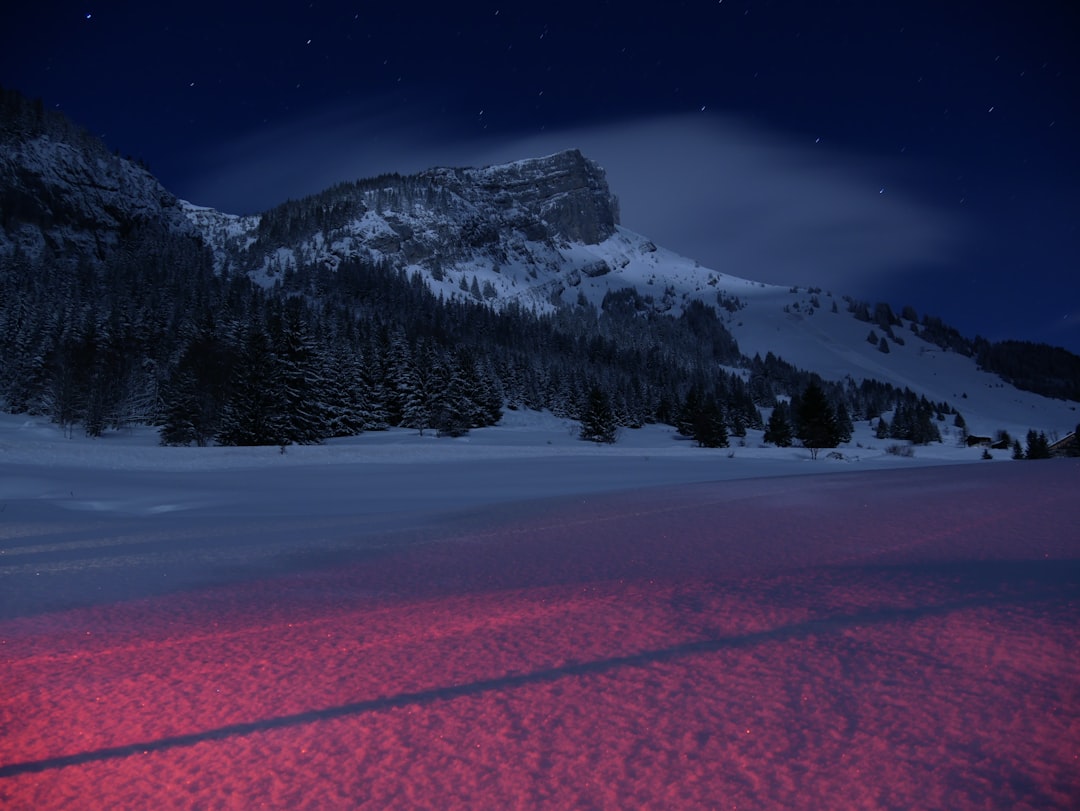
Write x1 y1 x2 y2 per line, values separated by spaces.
192 148 623 299
0 132 194 262
1 98 623 313
462 149 619 245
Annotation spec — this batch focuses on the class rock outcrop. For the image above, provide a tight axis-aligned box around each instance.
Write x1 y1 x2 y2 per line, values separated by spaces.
0 126 194 262
462 149 619 245
2 89 623 312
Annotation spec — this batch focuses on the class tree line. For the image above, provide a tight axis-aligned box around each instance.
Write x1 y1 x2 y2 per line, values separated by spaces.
845 295 1080 403
0 219 971 449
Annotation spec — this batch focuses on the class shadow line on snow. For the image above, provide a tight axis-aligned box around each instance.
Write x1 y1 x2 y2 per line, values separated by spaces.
2 583 1075 779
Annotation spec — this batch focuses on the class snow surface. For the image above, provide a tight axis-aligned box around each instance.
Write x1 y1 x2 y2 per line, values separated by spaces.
2 411 1078 809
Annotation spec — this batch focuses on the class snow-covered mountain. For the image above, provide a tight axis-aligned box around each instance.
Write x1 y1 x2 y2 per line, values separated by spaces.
1 94 1077 441
176 149 1078 440
187 148 619 303
0 126 195 261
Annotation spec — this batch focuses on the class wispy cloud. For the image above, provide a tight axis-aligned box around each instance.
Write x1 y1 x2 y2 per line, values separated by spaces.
178 108 966 294
476 117 967 293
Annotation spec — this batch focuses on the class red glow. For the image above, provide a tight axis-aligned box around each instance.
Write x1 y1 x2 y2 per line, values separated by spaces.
2 471 1079 809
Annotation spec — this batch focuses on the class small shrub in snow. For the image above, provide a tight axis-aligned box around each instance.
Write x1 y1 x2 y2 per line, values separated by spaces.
885 443 914 458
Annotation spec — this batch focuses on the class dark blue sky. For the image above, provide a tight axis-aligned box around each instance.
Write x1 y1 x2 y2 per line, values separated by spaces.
3 1 1078 351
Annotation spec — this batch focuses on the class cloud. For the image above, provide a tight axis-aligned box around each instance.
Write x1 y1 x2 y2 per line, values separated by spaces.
474 118 966 293
178 108 966 294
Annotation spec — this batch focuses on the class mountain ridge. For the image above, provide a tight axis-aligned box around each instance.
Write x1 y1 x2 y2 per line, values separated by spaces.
1 89 1077 447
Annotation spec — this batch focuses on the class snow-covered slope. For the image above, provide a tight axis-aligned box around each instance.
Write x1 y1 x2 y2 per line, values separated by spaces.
719 284 1080 439
180 148 1078 439
1 120 1075 440
549 235 1078 438
188 148 619 297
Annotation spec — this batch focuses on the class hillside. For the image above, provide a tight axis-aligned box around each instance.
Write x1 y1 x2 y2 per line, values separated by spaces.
1 89 1077 449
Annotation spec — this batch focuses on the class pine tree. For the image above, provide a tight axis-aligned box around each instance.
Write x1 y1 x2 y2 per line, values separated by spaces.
890 401 912 440
795 380 839 459
398 341 440 436
579 385 617 443
834 401 854 443
1024 430 1051 460
763 400 793 447
875 416 890 439
432 354 472 437
692 395 728 448
323 346 371 437
272 303 331 444
159 367 204 446
909 400 942 444
675 386 704 438
216 328 287 446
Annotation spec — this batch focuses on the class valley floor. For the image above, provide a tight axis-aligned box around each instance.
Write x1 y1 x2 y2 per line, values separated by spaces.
1 411 1078 809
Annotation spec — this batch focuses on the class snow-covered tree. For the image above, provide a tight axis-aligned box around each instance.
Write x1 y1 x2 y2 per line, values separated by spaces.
579 385 617 443
216 328 288 446
795 381 840 459
763 401 793 447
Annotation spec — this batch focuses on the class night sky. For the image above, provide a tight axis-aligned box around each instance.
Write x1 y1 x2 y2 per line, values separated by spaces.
3 1 1078 351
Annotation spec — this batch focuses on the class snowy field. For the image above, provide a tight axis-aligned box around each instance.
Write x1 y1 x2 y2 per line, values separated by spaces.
2 411 1078 809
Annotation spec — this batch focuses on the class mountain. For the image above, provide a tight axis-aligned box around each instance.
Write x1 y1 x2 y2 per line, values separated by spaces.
1 89 1077 448
0 89 194 262
188 148 619 303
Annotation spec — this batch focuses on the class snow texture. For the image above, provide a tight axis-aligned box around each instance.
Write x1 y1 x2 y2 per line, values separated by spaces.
2 411 1078 809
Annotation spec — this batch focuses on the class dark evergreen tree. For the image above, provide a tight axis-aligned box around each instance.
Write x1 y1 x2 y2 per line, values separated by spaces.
890 396 941 444
834 401 854 443
432 354 473 437
795 380 839 459
890 401 912 441
875 416 890 439
909 402 942 444
271 301 331 444
692 395 728 448
763 400 793 447
1024 430 1051 460
322 345 371 438
675 386 704 439
216 328 288 446
398 342 440 436
159 367 205 446
579 385 617 443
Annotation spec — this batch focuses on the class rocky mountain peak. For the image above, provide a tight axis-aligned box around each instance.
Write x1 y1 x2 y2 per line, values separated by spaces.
194 147 624 293
0 96 194 263
456 149 620 244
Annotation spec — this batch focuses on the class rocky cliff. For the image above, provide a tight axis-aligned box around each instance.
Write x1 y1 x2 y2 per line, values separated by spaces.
192 148 620 280
0 107 194 262
458 148 619 245
2 94 620 300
